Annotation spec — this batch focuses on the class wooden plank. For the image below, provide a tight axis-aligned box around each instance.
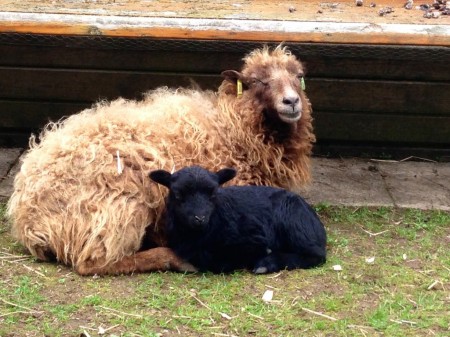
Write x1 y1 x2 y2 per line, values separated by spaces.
0 100 90 129
306 79 450 115
303 57 450 82
0 67 222 102
314 112 450 144
0 44 448 81
0 11 449 46
0 68 448 115
0 44 243 74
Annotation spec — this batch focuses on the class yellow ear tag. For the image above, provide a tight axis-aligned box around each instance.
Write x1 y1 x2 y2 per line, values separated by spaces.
237 79 243 97
301 77 306 91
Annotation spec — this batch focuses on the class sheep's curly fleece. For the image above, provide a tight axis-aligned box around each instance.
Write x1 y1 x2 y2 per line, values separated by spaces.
7 46 315 270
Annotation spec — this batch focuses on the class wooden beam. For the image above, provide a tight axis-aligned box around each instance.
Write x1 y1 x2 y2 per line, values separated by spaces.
0 12 449 46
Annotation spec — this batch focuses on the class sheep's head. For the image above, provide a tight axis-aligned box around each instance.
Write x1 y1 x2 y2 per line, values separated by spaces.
150 166 236 231
222 45 306 124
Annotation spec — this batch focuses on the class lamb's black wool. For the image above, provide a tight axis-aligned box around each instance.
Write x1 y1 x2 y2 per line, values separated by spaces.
150 166 326 274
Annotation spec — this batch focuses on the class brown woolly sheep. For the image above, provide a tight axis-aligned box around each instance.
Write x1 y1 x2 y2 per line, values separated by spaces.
7 45 315 275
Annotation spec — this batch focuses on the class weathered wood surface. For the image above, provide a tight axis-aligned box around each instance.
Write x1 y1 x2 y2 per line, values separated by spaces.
0 0 449 46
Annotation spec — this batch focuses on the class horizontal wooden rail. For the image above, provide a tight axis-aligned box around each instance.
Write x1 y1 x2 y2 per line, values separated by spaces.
0 12 449 46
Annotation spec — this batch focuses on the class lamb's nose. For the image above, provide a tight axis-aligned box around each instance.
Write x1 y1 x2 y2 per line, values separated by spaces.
282 96 300 107
194 215 205 224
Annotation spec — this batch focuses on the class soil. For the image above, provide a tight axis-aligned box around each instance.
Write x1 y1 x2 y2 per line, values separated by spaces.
0 0 448 25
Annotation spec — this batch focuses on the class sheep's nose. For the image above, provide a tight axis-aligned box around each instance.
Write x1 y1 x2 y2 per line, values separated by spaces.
194 215 205 224
282 96 300 107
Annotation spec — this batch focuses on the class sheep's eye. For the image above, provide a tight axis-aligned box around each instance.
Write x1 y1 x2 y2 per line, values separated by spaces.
251 78 268 86
173 192 182 201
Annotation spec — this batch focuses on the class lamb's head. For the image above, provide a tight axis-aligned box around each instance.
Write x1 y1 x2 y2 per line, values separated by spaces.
222 45 306 124
150 166 236 231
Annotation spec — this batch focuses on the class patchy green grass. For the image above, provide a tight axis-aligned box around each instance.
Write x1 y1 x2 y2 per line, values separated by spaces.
0 204 449 336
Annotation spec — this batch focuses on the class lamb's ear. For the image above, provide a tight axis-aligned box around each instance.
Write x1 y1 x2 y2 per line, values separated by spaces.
216 168 237 185
149 170 172 188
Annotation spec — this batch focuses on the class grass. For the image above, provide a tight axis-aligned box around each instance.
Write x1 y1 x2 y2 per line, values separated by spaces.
0 204 449 336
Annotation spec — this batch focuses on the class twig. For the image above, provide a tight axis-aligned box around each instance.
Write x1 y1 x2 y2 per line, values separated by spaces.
2 258 30 263
370 156 436 163
427 280 443 290
301 307 338 321
360 227 390 237
399 156 436 163
190 294 212 311
99 324 120 334
347 324 374 329
0 298 43 314
390 319 417 325
369 159 398 163
81 331 91 337
247 312 264 320
0 251 28 257
352 207 361 214
0 310 41 318
96 306 143 318
22 264 46 277
0 254 30 259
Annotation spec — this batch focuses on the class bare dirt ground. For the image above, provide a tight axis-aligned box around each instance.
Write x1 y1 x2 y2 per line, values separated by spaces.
0 0 446 24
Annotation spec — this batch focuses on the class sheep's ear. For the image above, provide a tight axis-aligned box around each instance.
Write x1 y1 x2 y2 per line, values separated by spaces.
216 168 237 185
149 170 172 188
221 70 246 83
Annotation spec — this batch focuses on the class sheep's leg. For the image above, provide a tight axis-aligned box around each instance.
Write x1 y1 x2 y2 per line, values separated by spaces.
75 247 197 276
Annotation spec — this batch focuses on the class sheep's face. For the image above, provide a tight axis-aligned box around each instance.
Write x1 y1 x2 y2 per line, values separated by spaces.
222 46 306 124
150 166 236 231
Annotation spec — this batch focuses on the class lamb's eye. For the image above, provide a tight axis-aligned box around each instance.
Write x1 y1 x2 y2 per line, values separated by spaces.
173 192 182 201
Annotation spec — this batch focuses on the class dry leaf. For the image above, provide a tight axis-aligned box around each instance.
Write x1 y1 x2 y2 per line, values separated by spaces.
219 312 232 320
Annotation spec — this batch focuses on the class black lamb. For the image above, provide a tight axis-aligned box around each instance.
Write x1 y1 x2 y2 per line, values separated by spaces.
150 166 327 274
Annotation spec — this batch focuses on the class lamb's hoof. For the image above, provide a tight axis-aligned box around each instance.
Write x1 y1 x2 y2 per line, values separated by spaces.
253 266 268 274
253 255 279 274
